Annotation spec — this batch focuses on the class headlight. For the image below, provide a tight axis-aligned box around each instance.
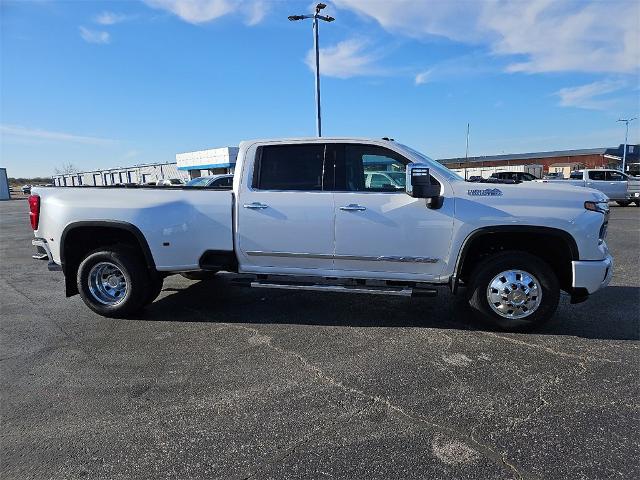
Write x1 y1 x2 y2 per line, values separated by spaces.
584 201 609 214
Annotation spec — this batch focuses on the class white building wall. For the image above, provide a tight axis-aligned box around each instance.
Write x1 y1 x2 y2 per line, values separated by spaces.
52 162 188 186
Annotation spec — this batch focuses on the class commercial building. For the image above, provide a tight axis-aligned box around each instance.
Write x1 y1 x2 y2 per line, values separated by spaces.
176 147 238 179
52 161 188 187
438 144 639 175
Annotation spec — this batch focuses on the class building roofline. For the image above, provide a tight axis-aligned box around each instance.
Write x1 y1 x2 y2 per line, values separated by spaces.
52 161 178 177
438 147 610 164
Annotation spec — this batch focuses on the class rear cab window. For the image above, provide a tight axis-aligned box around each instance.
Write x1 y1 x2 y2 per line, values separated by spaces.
588 171 606 181
253 144 325 191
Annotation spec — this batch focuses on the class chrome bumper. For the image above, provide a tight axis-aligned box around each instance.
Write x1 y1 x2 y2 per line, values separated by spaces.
32 238 62 271
572 254 613 294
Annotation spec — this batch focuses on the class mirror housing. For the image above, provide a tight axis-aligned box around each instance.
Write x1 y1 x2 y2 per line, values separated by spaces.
406 164 444 209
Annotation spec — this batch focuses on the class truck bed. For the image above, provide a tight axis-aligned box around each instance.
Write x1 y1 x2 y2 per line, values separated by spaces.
32 186 234 270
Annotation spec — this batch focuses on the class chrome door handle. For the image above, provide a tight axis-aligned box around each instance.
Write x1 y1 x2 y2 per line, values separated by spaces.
339 204 366 211
243 202 269 209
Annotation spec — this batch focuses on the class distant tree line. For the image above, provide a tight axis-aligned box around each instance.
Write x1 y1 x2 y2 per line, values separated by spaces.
8 177 53 186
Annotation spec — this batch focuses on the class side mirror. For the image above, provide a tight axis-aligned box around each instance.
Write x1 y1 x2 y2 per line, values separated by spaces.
407 165 443 208
407 164 443 208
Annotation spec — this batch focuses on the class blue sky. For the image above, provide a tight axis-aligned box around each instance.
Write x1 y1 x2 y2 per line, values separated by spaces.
1 0 639 177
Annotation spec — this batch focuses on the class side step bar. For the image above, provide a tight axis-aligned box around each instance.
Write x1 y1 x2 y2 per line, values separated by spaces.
250 280 437 298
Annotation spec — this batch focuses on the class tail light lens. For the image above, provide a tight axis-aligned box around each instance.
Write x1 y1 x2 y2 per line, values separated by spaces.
28 195 40 230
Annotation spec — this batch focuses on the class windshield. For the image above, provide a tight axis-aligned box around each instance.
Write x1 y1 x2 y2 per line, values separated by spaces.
186 177 211 187
396 143 463 181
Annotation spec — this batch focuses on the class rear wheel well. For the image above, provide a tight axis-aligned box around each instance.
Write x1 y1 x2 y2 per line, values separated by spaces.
62 224 156 296
458 230 576 292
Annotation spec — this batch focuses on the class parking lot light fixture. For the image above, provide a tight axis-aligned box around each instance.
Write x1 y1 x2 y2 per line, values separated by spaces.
617 117 637 174
288 3 335 137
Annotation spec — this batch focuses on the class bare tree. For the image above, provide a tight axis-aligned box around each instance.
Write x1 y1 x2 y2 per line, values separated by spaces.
54 162 79 175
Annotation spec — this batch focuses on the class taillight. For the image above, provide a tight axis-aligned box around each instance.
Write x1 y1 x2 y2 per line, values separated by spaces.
28 195 40 230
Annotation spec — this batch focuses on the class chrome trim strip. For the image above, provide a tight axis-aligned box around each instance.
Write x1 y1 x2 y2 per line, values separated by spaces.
246 250 438 263
251 282 413 296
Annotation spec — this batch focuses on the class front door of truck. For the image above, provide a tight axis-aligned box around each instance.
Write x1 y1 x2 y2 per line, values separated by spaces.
331 143 454 280
605 170 628 201
237 143 335 271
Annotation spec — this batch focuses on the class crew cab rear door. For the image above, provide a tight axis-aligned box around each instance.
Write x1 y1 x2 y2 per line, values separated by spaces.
330 143 454 280
236 143 335 271
585 170 611 197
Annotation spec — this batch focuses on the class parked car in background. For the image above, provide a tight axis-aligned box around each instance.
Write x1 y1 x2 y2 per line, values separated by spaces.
21 184 32 194
364 171 406 190
156 178 185 187
537 169 638 206
542 172 564 180
490 171 538 182
186 174 234 188
29 137 613 332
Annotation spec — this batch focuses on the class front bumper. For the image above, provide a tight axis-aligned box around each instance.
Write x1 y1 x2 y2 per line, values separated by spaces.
572 254 613 295
32 238 62 271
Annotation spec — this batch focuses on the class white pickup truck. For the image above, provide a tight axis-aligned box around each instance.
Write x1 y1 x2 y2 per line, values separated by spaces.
537 169 640 206
29 138 613 331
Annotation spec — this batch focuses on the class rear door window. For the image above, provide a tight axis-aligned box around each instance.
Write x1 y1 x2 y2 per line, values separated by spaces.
254 144 325 191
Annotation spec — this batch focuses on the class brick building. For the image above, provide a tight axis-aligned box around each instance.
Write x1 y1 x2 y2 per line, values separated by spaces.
438 144 639 174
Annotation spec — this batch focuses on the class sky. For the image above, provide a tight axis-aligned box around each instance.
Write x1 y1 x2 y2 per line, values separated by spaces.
1 0 639 177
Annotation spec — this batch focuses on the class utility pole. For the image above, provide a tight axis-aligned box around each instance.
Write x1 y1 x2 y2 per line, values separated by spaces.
617 117 637 173
465 123 470 180
288 4 335 137
465 123 470 159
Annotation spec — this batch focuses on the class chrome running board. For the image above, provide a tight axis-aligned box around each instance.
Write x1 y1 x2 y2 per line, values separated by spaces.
250 280 437 298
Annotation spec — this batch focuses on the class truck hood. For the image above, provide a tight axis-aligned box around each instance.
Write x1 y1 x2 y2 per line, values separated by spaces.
452 179 608 204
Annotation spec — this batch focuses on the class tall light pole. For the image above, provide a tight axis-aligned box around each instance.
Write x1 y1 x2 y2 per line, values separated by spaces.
288 3 335 137
617 117 637 173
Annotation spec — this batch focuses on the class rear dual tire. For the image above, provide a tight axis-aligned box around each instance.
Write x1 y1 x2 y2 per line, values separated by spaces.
77 248 161 318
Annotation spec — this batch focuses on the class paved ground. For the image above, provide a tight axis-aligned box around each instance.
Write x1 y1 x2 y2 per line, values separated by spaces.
1 199 638 480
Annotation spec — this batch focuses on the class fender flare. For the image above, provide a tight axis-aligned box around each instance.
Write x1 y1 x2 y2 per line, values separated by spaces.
451 225 579 293
60 220 156 271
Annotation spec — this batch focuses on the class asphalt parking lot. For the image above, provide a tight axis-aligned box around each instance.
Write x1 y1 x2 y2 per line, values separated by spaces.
1 199 638 480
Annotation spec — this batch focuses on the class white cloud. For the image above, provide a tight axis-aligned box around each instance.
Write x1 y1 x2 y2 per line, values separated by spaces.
334 0 640 74
414 70 432 85
0 124 115 145
243 0 266 26
142 0 268 25
554 80 627 110
79 26 110 44
306 38 380 79
483 0 639 74
94 11 132 25
334 0 483 43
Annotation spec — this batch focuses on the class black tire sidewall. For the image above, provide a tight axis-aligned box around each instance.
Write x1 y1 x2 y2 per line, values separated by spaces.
77 249 150 318
467 251 560 331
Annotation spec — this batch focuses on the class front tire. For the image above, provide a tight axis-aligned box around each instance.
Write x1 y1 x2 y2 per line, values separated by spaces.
77 248 150 318
466 251 560 331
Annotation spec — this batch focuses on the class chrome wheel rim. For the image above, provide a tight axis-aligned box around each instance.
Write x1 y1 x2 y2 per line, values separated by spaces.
88 262 128 306
486 270 542 319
